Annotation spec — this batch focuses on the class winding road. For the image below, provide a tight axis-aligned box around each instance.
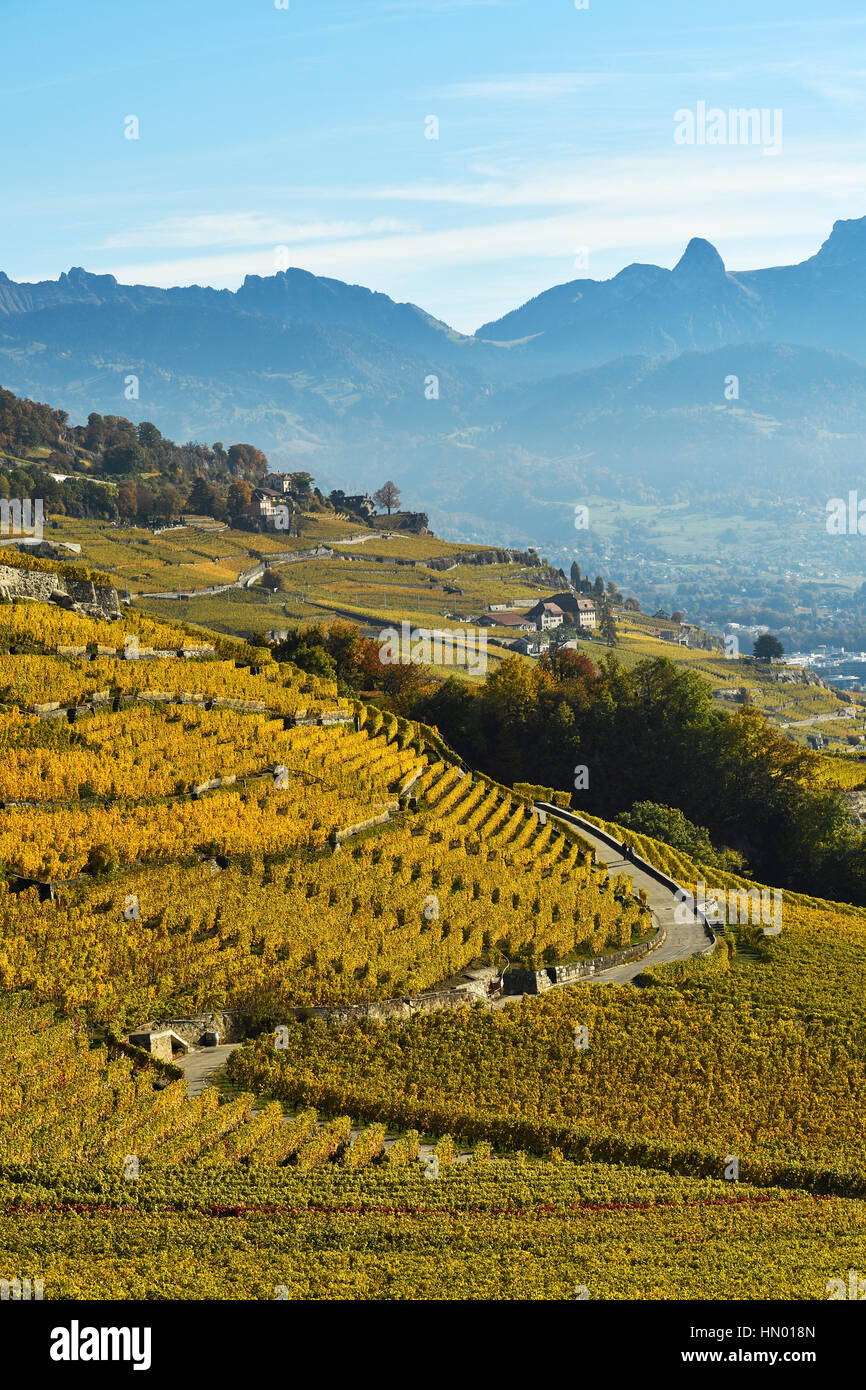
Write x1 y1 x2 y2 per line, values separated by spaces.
531 806 712 986
176 810 712 1101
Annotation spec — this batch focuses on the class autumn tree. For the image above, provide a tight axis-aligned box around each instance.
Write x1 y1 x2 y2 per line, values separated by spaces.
154 483 182 522
227 443 268 483
373 481 401 515
134 481 155 521
116 481 137 521
187 475 225 518
226 480 253 526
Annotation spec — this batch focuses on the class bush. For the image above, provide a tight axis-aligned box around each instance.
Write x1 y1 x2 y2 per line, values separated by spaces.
386 1129 420 1166
259 568 286 593
85 843 118 876
514 783 571 808
616 800 738 870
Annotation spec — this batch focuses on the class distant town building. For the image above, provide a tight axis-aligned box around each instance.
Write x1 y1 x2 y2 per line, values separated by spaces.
482 612 535 631
574 598 597 631
526 600 565 631
264 473 295 495
329 490 377 521
541 591 597 631
252 488 292 528
508 636 544 657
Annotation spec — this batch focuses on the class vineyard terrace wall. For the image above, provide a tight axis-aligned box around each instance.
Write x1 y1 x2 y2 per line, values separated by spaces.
0 564 121 619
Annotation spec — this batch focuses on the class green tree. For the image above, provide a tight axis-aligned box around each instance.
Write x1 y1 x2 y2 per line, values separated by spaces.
601 606 618 647
103 441 148 476
260 568 286 592
137 421 164 455
616 801 718 863
753 633 784 661
283 641 335 680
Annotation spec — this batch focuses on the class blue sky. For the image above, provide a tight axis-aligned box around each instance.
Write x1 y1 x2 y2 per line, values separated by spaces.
4 0 866 330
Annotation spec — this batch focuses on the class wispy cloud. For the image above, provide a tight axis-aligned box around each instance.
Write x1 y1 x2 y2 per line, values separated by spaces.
439 73 616 99
86 142 864 332
98 214 411 251
798 68 866 106
332 145 866 210
380 0 514 10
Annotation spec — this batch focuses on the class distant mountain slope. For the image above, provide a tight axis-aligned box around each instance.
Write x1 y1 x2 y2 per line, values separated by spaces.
0 265 474 358
476 218 866 372
4 219 866 542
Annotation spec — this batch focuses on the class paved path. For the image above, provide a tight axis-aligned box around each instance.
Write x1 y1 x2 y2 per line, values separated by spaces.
174 808 712 1100
778 708 861 729
172 809 711 1171
176 1043 237 1097
492 806 712 993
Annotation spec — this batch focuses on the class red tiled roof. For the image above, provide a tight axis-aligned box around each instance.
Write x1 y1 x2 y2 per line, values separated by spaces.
491 612 531 626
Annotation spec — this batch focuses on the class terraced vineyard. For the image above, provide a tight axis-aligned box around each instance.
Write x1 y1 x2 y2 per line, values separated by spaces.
0 750 636 1026
1 996 433 1172
1 560 864 1309
0 586 638 1026
4 1157 865 1301
225 800 866 1198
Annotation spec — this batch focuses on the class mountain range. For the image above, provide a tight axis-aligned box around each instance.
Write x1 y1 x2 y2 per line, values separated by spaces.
4 218 866 544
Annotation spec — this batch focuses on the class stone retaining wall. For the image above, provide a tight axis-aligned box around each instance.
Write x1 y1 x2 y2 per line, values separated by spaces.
131 982 488 1048
333 807 397 842
131 1012 252 1047
426 549 539 572
285 981 487 1026
0 565 121 618
504 922 666 996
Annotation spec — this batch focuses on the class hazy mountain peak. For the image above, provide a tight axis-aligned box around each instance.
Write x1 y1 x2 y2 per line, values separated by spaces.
60 266 119 290
812 216 866 267
672 237 726 280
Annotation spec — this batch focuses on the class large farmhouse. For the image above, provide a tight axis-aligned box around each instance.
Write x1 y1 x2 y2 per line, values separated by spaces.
483 591 597 639
526 600 566 631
